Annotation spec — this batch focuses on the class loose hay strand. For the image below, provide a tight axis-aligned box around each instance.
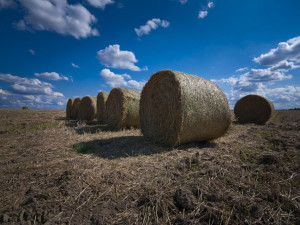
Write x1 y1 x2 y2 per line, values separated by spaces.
79 96 97 121
234 94 275 124
140 70 232 146
97 91 109 124
105 88 141 130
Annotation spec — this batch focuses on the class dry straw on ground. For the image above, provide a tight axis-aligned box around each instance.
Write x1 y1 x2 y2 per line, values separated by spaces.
66 98 74 118
79 96 97 121
234 94 274 124
71 97 81 120
97 91 109 124
105 88 140 130
140 70 232 146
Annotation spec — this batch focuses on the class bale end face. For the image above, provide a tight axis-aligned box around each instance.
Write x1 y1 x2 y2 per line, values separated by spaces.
66 98 74 118
71 97 81 119
234 94 274 124
79 96 97 121
97 92 109 124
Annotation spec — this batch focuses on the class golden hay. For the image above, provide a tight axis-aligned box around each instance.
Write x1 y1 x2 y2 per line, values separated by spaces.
234 94 274 124
79 96 97 121
71 97 81 120
66 98 74 118
97 91 109 124
140 70 232 146
105 88 140 130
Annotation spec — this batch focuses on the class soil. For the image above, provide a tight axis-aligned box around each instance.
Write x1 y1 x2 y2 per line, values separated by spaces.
0 109 299 224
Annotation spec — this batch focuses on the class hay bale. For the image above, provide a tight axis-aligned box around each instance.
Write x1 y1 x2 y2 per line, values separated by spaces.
79 96 97 121
105 88 140 130
97 91 109 124
22 106 29 110
71 97 81 119
234 94 274 124
140 70 231 146
66 98 74 118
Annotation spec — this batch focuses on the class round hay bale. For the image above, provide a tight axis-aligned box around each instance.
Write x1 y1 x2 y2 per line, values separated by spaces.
71 97 81 119
97 91 109 124
140 70 232 146
79 96 97 121
22 106 29 110
234 94 274 124
105 88 140 130
66 98 74 118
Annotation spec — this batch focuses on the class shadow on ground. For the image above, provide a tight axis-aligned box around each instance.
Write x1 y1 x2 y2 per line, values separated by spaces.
73 136 217 159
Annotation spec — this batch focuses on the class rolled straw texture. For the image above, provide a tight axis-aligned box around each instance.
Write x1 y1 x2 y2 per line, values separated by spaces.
140 70 232 146
97 91 109 124
105 88 140 130
66 98 74 118
79 96 97 121
71 97 81 119
234 94 274 124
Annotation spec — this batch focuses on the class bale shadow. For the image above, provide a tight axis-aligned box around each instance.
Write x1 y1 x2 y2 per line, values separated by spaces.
73 136 218 159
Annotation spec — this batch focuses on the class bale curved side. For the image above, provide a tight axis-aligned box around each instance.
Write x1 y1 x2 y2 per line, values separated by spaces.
140 70 232 146
97 91 109 124
66 98 74 118
234 95 274 124
105 88 140 130
71 97 81 119
79 96 97 121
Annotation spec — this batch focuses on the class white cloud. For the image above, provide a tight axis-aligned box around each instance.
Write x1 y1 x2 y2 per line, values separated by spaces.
29 49 35 55
235 67 248 72
254 36 300 65
198 10 208 19
0 73 66 108
34 72 69 81
97 44 145 71
0 0 16 10
270 60 300 71
16 0 99 39
134 18 170 37
86 0 114 9
208 1 214 8
71 63 80 68
100 69 145 90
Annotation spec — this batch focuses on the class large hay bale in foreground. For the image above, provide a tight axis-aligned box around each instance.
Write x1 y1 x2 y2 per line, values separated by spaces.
71 97 81 119
97 91 109 124
140 70 232 146
105 88 140 130
66 98 74 118
234 94 274 124
79 96 97 121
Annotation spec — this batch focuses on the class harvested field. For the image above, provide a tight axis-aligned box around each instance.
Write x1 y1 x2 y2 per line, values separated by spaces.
0 109 299 224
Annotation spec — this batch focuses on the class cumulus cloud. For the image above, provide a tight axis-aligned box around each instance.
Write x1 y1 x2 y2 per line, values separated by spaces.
100 69 145 90
134 18 170 37
235 67 248 72
208 1 214 8
97 44 145 71
269 60 300 71
86 0 114 9
29 49 35 55
0 0 16 10
15 0 99 39
198 10 208 19
71 63 80 68
0 73 66 108
254 36 300 65
34 72 69 81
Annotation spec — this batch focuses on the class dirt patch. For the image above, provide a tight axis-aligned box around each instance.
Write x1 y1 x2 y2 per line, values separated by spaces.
0 109 299 224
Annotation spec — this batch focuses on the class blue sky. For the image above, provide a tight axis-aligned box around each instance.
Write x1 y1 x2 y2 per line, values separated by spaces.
0 0 299 109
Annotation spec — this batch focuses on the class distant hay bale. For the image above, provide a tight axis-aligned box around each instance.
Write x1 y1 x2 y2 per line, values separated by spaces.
79 96 97 121
234 94 274 124
71 97 81 119
140 70 232 146
97 91 109 124
105 88 140 130
22 106 29 110
66 98 74 118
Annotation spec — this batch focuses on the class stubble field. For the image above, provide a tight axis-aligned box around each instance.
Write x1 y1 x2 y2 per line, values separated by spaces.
0 109 299 224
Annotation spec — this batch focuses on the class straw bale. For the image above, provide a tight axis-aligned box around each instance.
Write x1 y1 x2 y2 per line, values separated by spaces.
79 96 97 121
234 94 274 124
66 98 74 118
97 91 109 124
140 70 231 146
71 97 81 119
105 88 140 130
